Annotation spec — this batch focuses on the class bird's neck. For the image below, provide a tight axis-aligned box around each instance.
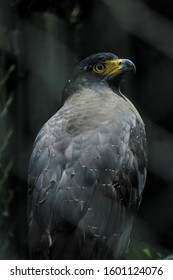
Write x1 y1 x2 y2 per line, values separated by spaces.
62 75 124 103
107 75 123 96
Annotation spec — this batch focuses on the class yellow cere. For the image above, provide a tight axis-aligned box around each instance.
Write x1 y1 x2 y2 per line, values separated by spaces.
93 59 123 76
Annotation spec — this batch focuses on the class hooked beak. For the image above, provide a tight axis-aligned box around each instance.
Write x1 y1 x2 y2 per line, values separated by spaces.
118 59 136 73
103 58 136 76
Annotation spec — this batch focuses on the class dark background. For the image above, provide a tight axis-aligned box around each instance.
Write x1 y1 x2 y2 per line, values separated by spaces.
0 0 173 259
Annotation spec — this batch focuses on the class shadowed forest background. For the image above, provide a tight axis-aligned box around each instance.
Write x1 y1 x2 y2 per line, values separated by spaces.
0 0 173 259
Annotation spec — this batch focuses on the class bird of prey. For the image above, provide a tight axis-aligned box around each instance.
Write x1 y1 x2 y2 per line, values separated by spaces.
28 52 147 260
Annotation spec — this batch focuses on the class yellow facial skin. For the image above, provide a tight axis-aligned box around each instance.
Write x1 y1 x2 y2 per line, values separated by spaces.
93 59 123 76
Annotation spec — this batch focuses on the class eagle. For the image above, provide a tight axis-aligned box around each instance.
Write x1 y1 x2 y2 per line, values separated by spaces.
27 52 147 259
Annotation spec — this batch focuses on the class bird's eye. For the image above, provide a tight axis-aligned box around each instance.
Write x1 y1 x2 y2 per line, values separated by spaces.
93 63 106 74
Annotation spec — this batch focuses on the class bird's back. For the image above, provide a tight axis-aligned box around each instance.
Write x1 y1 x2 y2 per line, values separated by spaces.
28 89 147 259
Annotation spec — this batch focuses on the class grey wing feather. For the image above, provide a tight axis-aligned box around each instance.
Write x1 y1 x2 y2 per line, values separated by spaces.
28 106 147 259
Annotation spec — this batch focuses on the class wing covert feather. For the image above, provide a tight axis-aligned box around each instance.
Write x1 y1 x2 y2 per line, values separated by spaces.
28 99 147 259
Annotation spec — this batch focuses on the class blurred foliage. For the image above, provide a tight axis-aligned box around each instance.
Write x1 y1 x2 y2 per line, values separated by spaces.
124 241 170 260
11 0 88 23
0 54 14 259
